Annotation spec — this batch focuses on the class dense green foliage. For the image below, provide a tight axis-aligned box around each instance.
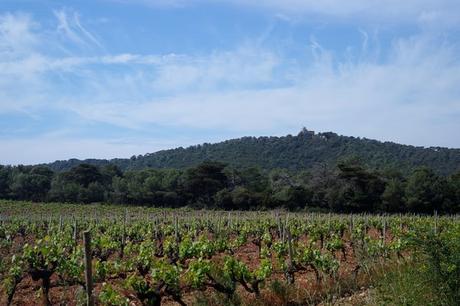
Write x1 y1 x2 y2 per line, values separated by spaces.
44 129 460 175
1 158 459 213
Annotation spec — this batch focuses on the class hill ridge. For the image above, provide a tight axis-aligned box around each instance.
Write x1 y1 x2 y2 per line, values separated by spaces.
44 128 460 175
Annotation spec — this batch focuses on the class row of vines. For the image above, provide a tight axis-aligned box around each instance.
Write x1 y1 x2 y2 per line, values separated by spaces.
0 200 459 305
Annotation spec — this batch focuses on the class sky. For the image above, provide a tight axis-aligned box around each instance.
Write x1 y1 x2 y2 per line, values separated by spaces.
1 0 460 165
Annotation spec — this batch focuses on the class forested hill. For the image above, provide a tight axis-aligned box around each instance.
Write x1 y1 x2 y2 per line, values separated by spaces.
45 129 460 175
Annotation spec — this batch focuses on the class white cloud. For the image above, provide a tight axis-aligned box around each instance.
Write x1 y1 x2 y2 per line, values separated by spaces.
0 11 108 115
61 32 460 148
0 12 38 54
0 13 47 113
54 8 102 48
152 47 279 92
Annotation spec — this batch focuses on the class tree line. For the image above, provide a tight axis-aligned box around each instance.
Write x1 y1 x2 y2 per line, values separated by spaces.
0 159 459 213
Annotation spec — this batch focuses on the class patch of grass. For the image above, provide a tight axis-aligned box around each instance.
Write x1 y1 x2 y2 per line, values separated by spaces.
260 269 372 306
371 232 460 306
371 261 439 306
193 291 241 306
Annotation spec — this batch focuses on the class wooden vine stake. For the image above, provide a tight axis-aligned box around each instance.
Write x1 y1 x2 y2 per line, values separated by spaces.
47 216 52 235
434 210 438 236
382 217 386 243
83 231 94 306
121 209 127 258
287 229 293 267
174 214 179 243
73 218 78 246
276 212 282 240
349 214 353 234
286 229 295 284
58 215 63 233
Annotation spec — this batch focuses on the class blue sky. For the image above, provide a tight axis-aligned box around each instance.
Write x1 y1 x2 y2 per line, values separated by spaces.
1 0 460 164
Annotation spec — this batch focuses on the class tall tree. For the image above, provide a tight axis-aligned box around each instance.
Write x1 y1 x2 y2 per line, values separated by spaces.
335 159 385 212
0 165 11 199
405 167 446 213
63 164 103 187
184 161 228 206
380 178 406 212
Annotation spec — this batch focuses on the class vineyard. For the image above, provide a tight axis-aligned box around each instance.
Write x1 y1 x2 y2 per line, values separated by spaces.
1 200 459 305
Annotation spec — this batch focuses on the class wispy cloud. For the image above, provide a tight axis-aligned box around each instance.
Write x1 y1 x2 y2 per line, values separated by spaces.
54 8 102 48
152 47 279 93
62 32 460 148
0 12 38 55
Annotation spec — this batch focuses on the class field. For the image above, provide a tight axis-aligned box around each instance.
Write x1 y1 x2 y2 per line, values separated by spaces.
1 200 459 305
